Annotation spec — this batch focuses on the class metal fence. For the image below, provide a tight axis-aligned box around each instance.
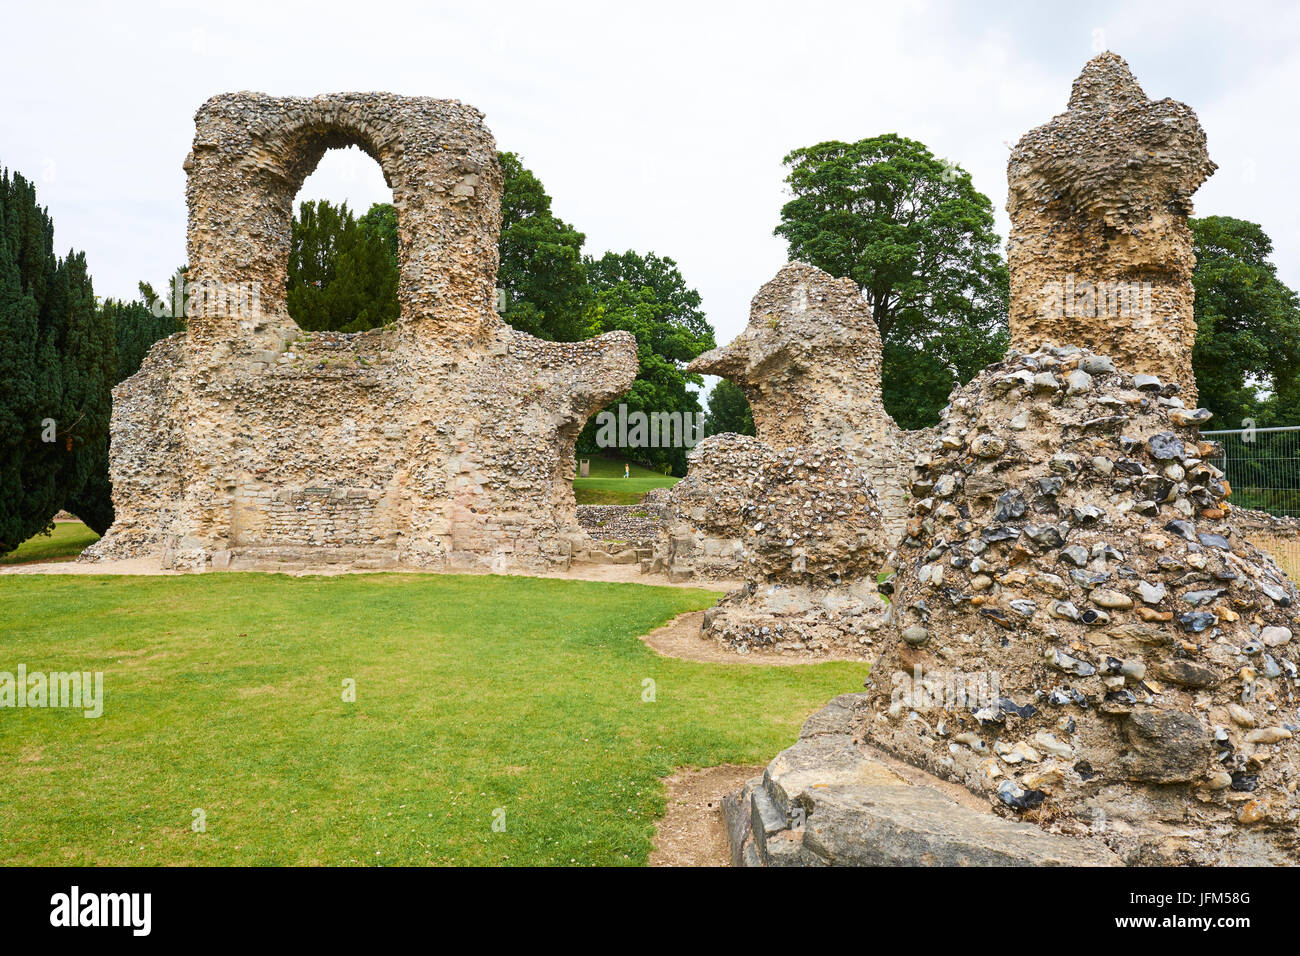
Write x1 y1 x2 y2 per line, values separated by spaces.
1203 426 1300 518
1203 425 1300 579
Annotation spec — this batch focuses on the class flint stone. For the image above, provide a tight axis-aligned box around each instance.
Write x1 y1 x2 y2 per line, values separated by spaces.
1121 709 1211 783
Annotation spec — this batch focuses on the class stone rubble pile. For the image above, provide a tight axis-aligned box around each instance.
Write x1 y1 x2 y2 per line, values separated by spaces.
698 443 889 656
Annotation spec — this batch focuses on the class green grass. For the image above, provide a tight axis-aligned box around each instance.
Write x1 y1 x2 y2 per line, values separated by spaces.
1 522 99 565
573 456 679 505
0 573 864 865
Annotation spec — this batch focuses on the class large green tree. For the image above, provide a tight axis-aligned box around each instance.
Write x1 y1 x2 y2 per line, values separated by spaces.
1 167 114 553
1191 215 1300 429
775 134 1009 428
580 251 715 475
497 152 592 342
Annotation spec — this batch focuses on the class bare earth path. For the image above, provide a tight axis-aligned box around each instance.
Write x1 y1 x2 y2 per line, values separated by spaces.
649 765 761 867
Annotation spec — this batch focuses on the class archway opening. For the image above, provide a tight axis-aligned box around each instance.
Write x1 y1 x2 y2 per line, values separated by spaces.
285 145 400 333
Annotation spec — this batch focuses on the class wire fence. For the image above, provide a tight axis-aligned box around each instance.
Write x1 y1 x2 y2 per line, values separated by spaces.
1204 425 1300 579
1203 426 1300 517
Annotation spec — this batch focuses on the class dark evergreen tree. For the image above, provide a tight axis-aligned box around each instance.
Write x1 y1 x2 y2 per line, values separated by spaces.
67 297 180 533
1 167 113 552
286 200 399 332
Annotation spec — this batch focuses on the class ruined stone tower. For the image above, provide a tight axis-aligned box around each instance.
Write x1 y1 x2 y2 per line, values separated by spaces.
857 55 1300 864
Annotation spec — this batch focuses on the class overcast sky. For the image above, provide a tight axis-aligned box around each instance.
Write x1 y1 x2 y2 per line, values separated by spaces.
3 0 1298 355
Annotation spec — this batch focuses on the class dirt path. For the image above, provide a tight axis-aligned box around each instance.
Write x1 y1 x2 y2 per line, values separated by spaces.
649 764 760 867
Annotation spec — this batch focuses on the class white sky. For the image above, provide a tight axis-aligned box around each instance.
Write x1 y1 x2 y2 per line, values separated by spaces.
3 0 1298 356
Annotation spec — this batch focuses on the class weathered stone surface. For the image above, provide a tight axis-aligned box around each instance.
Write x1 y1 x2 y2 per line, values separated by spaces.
85 93 637 572
656 263 925 585
1120 708 1212 784
859 342 1300 864
728 695 1119 867
1006 53 1215 399
689 442 890 656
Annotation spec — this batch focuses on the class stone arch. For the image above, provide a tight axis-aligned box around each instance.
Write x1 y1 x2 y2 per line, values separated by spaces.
183 92 504 342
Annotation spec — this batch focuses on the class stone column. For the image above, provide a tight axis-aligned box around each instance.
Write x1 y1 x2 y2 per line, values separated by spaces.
1006 53 1216 400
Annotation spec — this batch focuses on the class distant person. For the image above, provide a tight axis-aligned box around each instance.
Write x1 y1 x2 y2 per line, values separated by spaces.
624 463 630 479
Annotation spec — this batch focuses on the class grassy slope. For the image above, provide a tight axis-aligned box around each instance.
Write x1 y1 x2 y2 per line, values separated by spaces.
0 573 863 866
1 522 99 566
573 456 679 505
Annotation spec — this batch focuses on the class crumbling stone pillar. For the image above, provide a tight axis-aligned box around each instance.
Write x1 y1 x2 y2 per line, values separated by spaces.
857 57 1300 865
1007 53 1216 401
659 263 920 587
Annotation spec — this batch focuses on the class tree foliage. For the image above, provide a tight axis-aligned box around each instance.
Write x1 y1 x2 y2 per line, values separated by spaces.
703 378 755 437
1191 215 1300 429
286 199 398 332
1 167 115 551
67 296 181 533
497 152 592 342
775 133 1009 428
580 251 715 475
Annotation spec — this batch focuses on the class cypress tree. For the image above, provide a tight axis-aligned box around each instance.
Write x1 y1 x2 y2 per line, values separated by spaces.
1 167 114 552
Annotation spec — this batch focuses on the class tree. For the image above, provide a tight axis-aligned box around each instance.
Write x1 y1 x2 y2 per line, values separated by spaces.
496 152 592 341
703 378 755 437
581 251 715 475
286 199 399 332
0 167 114 552
1191 216 1300 430
775 134 1009 428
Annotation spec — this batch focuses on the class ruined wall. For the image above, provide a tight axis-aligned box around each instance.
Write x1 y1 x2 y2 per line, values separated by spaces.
658 263 920 583
1007 53 1216 399
85 93 637 572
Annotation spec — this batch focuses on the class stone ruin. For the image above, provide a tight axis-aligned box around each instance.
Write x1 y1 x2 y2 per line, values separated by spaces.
85 93 637 572
1007 53 1216 399
718 54 1300 865
650 264 920 652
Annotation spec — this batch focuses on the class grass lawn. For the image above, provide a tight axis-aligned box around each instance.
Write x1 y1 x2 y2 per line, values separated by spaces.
0 573 864 865
573 456 679 505
1 522 99 565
